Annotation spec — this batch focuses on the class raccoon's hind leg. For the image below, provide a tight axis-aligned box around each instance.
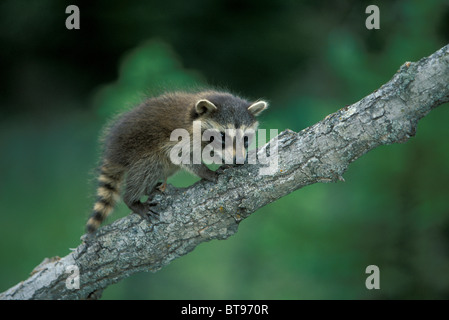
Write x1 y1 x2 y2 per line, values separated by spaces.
123 164 160 221
123 181 154 220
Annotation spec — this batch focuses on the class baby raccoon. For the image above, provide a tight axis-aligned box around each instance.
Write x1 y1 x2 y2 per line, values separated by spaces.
86 90 268 233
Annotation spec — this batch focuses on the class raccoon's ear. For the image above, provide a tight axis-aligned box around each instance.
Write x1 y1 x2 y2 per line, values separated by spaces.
195 99 217 115
248 101 268 116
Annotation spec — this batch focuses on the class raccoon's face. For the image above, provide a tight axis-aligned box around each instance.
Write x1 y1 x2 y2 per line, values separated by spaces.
194 92 268 165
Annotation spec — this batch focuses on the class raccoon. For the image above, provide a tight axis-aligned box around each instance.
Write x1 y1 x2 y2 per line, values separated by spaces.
86 90 267 233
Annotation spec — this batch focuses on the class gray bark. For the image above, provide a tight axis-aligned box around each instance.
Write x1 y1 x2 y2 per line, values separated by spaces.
1 44 448 300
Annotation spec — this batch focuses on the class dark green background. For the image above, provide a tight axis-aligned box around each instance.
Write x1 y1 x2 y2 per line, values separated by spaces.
1 0 448 299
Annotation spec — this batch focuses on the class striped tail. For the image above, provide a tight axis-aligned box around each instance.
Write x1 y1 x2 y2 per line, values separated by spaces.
86 162 124 233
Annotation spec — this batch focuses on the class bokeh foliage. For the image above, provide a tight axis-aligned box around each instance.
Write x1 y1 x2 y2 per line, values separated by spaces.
1 0 448 299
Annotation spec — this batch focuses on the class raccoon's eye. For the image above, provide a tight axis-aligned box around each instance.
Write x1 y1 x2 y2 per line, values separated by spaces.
244 136 249 149
220 132 226 148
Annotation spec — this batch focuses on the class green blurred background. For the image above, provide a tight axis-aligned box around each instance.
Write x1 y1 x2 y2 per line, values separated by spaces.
1 0 449 299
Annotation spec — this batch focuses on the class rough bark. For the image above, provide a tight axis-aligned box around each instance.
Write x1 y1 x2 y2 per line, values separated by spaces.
1 44 448 300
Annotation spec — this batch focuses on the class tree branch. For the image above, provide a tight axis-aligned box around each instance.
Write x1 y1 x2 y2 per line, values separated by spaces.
2 44 448 300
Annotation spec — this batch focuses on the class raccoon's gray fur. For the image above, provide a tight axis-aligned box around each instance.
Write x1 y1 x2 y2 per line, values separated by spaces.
86 90 267 233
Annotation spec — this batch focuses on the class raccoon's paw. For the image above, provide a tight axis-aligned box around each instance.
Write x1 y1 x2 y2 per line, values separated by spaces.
201 169 219 183
155 181 167 193
215 164 233 175
134 201 160 222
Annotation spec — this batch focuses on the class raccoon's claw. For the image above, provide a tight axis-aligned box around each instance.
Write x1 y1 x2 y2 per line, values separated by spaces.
135 211 160 225
156 181 167 193
215 164 232 175
133 201 158 221
147 203 160 220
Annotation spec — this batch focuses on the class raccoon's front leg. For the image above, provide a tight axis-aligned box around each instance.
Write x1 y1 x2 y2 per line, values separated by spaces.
182 163 218 182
